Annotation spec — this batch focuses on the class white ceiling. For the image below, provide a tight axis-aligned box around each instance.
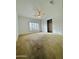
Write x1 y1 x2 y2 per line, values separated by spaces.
16 0 63 19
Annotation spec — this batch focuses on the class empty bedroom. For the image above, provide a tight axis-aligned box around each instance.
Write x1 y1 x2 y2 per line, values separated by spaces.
16 0 63 59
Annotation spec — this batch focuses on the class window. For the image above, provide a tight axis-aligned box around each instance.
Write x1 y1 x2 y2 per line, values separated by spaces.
29 22 39 32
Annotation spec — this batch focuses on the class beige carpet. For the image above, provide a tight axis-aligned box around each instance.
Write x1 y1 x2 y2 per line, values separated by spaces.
16 33 63 59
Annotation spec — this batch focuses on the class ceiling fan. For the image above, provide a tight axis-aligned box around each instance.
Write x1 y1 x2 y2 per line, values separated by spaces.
33 8 45 18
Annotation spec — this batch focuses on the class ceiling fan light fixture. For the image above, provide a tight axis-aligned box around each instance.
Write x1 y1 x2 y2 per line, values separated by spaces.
33 8 45 18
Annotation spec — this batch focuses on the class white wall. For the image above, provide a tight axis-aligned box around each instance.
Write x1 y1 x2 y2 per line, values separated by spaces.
41 19 47 32
41 18 63 34
18 16 42 34
16 12 18 39
53 18 63 34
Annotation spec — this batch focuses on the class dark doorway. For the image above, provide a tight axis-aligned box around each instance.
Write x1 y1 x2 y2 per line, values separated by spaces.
47 19 52 32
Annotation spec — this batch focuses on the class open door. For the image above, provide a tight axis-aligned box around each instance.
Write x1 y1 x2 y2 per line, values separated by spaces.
47 19 52 33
